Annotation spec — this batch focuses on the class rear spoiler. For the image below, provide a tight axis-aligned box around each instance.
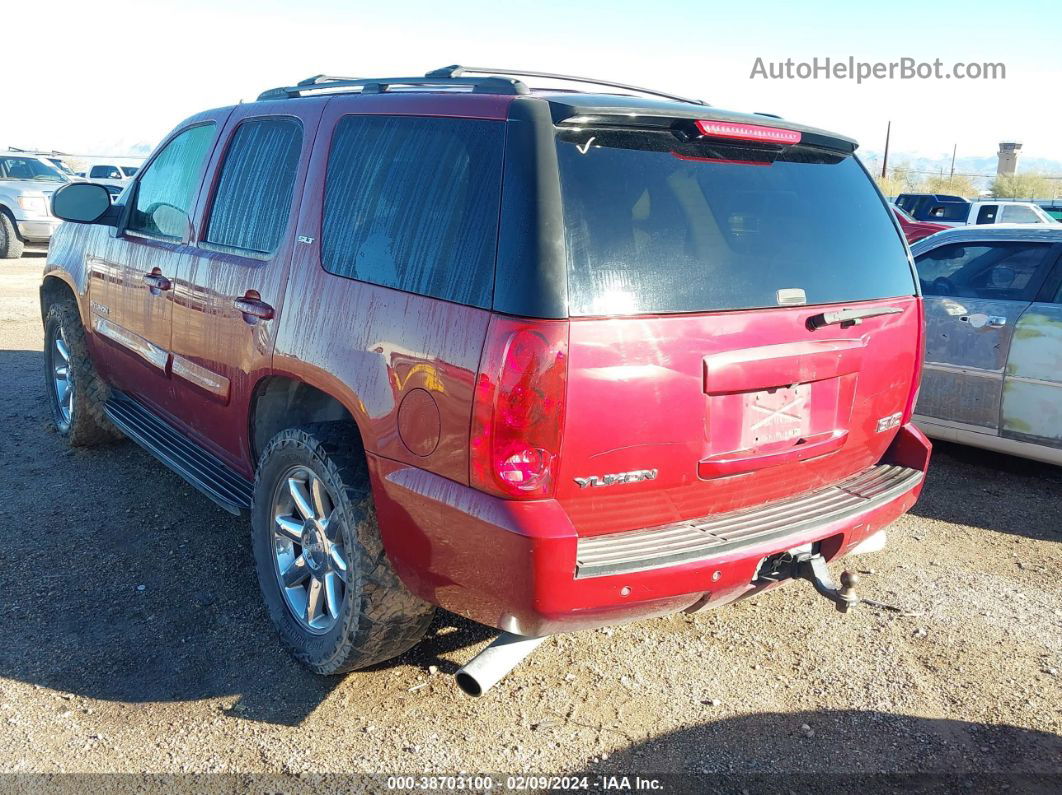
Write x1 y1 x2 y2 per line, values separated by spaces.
545 96 858 155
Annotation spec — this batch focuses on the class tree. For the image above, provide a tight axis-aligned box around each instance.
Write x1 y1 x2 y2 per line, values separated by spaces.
990 173 1059 200
923 174 976 197
875 163 921 197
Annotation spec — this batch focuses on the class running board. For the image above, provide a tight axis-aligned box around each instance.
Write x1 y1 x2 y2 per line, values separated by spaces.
104 393 253 516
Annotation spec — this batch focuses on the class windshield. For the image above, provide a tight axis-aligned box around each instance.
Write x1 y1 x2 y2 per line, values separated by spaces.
47 158 75 176
0 156 68 182
556 129 915 315
120 166 140 177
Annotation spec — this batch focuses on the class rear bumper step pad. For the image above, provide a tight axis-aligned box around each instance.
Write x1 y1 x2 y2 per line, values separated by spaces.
575 464 923 578
105 393 253 516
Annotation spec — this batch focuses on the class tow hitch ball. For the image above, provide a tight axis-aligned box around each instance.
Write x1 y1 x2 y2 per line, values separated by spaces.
798 555 861 613
797 554 905 614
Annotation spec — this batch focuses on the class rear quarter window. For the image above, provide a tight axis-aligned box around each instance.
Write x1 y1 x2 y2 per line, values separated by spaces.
557 130 916 315
321 115 505 309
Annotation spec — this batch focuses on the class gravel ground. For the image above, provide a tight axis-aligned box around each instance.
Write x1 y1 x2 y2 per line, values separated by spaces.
1 255 1060 790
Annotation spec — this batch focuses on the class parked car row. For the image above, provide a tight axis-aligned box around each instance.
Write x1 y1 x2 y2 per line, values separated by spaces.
896 193 1058 227
0 156 127 257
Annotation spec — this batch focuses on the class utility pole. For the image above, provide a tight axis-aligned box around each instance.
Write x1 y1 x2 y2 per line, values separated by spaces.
949 144 957 179
881 121 891 179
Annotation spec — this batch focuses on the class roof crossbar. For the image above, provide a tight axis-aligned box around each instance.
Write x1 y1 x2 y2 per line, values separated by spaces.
426 65 705 105
257 72 530 101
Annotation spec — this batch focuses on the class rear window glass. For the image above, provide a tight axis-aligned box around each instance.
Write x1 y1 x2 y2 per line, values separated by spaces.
557 130 916 315
322 115 504 309
927 203 969 222
90 165 121 179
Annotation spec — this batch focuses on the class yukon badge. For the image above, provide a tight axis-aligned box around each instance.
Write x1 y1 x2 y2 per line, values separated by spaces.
574 469 659 489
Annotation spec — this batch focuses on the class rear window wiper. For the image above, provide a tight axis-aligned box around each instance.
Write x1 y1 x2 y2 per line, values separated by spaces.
807 305 903 330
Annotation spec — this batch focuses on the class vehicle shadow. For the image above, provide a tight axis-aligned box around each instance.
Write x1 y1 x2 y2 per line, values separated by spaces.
569 709 1062 793
0 348 490 726
910 439 1062 542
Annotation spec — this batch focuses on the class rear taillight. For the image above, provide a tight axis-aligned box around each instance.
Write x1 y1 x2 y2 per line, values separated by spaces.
470 316 569 499
901 298 926 424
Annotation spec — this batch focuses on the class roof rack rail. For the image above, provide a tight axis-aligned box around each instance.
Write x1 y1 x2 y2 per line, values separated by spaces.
257 71 530 101
425 65 705 105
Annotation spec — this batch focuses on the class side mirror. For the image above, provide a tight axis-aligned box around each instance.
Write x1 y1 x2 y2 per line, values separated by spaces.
52 183 115 225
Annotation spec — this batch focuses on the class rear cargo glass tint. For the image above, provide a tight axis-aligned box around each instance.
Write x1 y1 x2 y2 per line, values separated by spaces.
556 130 915 315
323 116 504 309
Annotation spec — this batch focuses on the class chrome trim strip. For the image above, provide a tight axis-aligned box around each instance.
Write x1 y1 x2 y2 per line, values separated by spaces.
91 314 168 371
172 355 230 400
916 417 1062 466
913 414 998 436
923 362 1003 380
574 464 923 579
1005 374 1062 389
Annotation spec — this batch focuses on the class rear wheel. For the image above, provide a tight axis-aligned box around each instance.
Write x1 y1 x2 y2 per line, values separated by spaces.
0 212 25 259
251 423 435 674
44 298 121 446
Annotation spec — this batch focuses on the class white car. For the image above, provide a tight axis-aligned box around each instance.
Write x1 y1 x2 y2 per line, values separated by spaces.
0 154 68 257
78 162 141 187
929 199 1054 226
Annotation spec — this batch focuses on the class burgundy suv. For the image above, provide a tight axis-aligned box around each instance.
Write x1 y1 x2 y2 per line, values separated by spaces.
43 66 930 696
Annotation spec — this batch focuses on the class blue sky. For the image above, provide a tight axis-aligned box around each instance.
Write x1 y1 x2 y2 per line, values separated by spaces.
7 0 1061 166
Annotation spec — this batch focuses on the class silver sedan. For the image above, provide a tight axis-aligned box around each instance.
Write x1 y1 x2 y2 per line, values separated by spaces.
911 224 1062 465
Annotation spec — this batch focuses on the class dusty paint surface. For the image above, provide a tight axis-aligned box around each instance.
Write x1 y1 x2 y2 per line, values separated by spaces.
1002 304 1062 445
917 296 1030 429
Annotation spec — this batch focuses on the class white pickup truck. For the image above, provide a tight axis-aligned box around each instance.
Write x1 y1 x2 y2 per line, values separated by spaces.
897 194 1058 227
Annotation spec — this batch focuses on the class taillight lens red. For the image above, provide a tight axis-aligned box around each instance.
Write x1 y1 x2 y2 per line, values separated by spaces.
470 317 569 499
695 119 802 145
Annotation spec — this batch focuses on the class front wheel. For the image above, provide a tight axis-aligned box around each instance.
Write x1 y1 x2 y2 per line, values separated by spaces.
43 298 122 446
251 423 435 674
0 212 25 259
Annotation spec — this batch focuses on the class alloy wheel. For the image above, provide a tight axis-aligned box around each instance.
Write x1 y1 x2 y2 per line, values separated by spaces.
271 466 349 634
51 328 73 425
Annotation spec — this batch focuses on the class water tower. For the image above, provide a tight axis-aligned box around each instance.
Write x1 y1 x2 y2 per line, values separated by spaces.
997 142 1022 176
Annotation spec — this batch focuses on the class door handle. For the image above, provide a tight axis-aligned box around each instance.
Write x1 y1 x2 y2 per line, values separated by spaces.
234 295 275 322
959 314 1006 329
142 272 172 292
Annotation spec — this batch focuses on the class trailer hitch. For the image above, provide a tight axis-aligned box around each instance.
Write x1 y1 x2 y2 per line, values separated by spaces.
796 554 909 614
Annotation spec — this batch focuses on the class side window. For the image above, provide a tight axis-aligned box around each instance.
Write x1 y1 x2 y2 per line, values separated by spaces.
976 204 998 224
321 115 505 308
1000 205 1041 224
205 118 302 254
90 165 120 179
915 242 1051 301
127 123 216 240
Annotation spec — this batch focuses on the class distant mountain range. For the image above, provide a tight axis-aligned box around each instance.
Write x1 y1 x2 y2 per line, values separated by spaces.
859 150 1062 180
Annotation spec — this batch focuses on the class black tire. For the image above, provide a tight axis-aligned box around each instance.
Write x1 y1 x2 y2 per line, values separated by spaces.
43 298 122 446
252 423 435 674
0 211 25 259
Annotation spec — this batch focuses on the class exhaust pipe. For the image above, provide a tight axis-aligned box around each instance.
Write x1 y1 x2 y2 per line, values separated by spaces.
455 633 546 697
